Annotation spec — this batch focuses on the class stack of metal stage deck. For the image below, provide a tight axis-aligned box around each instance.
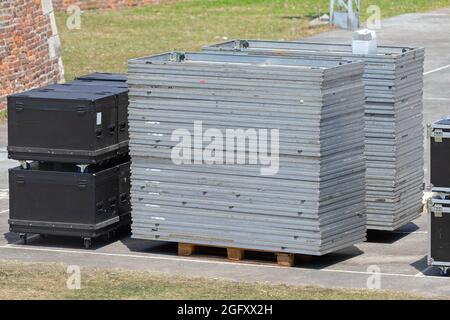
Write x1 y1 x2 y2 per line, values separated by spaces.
128 52 367 255
203 40 425 231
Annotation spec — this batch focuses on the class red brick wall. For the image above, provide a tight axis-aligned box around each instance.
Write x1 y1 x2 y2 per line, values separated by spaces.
0 0 63 110
52 0 170 11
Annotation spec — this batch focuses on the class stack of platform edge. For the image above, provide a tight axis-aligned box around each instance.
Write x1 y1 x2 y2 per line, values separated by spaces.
128 52 367 255
203 40 425 231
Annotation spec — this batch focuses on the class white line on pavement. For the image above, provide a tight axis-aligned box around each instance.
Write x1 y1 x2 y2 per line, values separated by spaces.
0 209 9 215
424 97 450 101
392 231 428 235
0 244 448 281
321 267 432 279
0 189 9 201
424 64 450 75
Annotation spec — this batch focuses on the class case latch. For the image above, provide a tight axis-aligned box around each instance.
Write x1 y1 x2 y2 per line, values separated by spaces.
433 128 443 142
433 203 443 217
233 40 250 50
169 52 186 62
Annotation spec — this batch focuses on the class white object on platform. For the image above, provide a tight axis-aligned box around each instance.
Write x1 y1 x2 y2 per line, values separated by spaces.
352 29 377 54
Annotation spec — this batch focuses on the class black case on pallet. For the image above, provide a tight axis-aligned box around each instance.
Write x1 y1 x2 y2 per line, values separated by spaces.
429 195 450 272
430 118 450 188
7 89 128 164
8 157 131 248
76 72 127 82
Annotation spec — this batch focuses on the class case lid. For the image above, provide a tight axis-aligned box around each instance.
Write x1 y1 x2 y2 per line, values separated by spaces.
71 79 128 88
47 83 128 95
76 72 127 82
9 88 115 102
432 117 450 129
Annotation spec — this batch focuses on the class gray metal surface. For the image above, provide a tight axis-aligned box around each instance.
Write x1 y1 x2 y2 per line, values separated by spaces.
128 51 367 255
203 40 425 231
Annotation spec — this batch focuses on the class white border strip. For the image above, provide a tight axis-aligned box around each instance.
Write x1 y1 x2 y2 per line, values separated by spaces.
0 245 448 281
424 64 450 76
424 97 450 101
392 230 427 235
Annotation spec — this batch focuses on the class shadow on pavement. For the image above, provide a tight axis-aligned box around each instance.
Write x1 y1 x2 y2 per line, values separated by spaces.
411 255 447 277
3 231 19 244
411 255 429 273
121 237 177 256
366 222 420 244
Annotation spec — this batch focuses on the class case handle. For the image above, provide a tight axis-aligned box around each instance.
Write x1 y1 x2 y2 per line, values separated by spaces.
96 128 103 139
120 193 129 204
108 196 117 209
96 201 104 214
108 124 116 135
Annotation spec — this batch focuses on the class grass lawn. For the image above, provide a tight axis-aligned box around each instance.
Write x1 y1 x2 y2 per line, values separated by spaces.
0 109 7 121
0 260 432 300
56 0 450 81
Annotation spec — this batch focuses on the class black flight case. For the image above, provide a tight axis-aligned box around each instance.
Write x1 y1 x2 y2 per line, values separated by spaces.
430 117 450 188
428 117 450 276
7 88 129 165
428 194 450 276
9 156 131 249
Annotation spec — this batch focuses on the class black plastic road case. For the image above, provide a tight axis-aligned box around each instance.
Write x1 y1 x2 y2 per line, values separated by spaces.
428 194 450 276
8 89 128 164
76 72 127 82
430 117 450 188
9 158 131 248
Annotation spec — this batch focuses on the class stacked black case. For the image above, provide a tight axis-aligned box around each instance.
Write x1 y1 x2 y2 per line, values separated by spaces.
7 73 131 248
429 117 450 275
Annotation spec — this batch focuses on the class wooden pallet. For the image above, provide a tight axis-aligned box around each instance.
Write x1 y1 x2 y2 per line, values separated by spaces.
178 243 312 267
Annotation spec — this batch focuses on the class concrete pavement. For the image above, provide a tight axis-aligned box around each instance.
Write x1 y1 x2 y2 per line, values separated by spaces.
1 8 450 298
